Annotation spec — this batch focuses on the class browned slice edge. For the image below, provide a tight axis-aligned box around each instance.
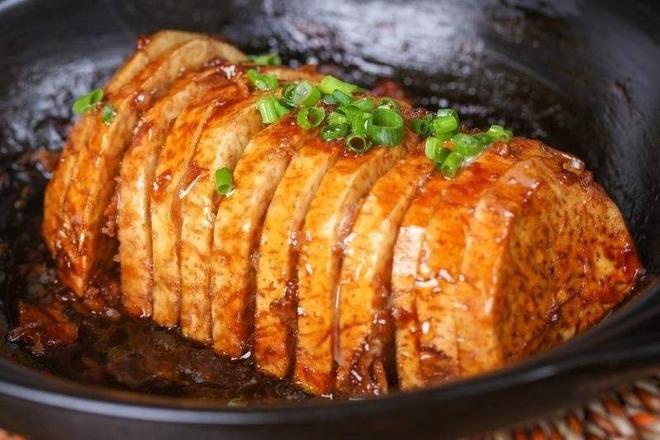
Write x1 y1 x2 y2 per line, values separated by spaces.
454 141 641 376
414 147 519 385
335 154 433 396
106 30 203 95
254 138 342 379
209 119 317 357
178 95 262 342
42 30 203 255
118 68 231 318
56 37 247 296
294 143 407 396
180 67 321 344
150 81 250 327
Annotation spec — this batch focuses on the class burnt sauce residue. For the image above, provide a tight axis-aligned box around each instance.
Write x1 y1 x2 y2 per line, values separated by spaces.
0 51 580 403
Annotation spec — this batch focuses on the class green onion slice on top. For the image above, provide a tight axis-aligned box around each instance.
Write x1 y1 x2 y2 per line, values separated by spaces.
72 88 104 114
440 151 464 178
326 111 350 126
318 75 358 96
453 133 481 157
432 108 459 135
257 96 289 124
487 124 513 142
281 83 298 108
331 90 353 105
292 81 322 107
345 134 372 154
247 69 278 91
366 108 405 146
248 53 282 66
297 106 326 130
320 123 350 141
411 114 434 137
101 104 115 125
377 97 400 112
214 167 234 195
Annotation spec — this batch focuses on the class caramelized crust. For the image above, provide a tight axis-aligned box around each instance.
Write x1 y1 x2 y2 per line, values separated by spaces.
179 95 262 342
294 144 407 395
210 119 316 357
54 37 246 296
335 153 433 397
453 140 641 376
42 33 642 398
150 81 250 327
118 68 232 318
255 138 342 378
42 30 203 257
181 68 321 344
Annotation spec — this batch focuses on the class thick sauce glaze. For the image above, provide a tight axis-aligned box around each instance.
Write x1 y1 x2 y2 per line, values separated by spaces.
0 43 584 401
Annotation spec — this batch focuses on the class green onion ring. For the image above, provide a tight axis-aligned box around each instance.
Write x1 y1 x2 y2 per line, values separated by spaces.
292 81 322 107
72 88 104 114
281 83 298 108
440 151 464 178
377 97 400 112
257 97 280 124
318 75 358 96
366 108 405 146
326 111 350 126
353 97 376 112
320 123 350 141
411 114 434 137
432 109 459 135
345 134 372 154
453 133 481 157
297 106 326 130
214 167 234 195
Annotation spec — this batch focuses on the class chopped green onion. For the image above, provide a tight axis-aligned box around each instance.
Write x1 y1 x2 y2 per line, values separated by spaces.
248 53 282 66
101 104 115 125
281 83 298 108
326 111 350 126
424 137 443 161
453 133 481 157
472 133 492 148
432 108 459 135
72 88 104 114
318 75 358 96
297 106 326 130
292 81 321 107
320 123 350 141
366 108 405 146
336 104 362 121
247 69 278 91
353 97 376 112
323 94 338 105
351 111 372 137
377 97 400 112
273 99 291 118
487 124 513 142
411 114 434 137
434 147 452 167
214 167 234 195
345 134 372 154
332 90 353 105
257 96 288 124
440 151 464 178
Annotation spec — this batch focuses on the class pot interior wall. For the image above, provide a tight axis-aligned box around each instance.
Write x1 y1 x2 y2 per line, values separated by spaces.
0 0 658 397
